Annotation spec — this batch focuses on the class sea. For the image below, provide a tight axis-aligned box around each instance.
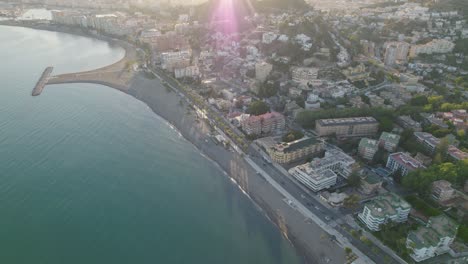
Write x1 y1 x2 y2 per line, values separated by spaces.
0 20 302 264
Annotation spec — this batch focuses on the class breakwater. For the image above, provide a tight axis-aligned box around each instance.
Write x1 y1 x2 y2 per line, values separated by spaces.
32 66 53 96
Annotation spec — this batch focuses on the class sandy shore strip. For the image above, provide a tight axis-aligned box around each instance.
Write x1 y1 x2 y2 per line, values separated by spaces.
126 73 347 264
2 20 348 264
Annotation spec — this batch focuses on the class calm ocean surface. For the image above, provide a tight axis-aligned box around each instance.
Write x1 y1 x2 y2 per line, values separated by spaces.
0 26 302 264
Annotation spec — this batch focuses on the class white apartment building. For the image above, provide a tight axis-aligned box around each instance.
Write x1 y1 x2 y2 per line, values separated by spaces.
288 165 337 192
309 149 356 178
407 215 458 262
409 39 455 58
414 132 440 154
174 66 200 79
358 193 411 231
160 50 192 71
291 67 319 85
386 152 425 176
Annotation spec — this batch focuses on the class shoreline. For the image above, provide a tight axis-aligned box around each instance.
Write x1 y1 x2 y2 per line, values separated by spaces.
4 22 347 264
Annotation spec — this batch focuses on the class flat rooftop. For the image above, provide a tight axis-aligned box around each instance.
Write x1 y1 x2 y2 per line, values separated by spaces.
317 116 378 126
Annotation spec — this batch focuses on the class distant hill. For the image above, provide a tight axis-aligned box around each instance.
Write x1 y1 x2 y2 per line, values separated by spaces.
424 0 468 17
254 0 309 11
195 0 310 23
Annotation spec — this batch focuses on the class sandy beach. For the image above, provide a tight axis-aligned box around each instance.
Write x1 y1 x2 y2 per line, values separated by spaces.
126 73 346 264
0 20 347 263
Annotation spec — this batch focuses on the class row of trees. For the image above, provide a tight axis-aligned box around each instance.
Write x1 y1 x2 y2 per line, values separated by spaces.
295 107 396 132
402 160 468 197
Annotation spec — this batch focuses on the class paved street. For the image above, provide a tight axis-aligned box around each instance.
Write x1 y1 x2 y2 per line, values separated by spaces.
248 144 405 264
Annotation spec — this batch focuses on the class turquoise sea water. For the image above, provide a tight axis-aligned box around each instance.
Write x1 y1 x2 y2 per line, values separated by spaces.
0 26 302 264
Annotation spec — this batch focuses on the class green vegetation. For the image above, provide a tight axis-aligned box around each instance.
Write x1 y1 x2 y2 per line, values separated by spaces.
457 224 468 244
405 195 442 217
343 194 361 209
402 160 468 197
295 107 395 131
246 101 270 116
374 223 418 261
282 130 304 143
257 81 278 98
347 172 362 188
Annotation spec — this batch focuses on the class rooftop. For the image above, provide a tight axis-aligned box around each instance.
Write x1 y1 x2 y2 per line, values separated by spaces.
447 146 468 161
310 149 355 172
379 132 401 145
408 215 459 249
432 180 453 191
359 138 378 149
365 192 411 219
414 132 440 147
317 116 378 126
273 137 320 153
390 152 425 171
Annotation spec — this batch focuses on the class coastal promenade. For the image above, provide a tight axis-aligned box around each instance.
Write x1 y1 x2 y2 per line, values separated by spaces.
11 21 393 263
127 73 348 264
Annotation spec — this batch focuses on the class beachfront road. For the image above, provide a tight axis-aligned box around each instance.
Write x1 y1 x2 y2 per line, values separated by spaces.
247 145 403 264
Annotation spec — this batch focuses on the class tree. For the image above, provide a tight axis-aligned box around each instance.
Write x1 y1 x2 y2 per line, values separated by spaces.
347 172 362 188
282 130 304 142
344 247 352 255
258 81 278 98
343 194 361 209
246 101 269 116
434 136 450 163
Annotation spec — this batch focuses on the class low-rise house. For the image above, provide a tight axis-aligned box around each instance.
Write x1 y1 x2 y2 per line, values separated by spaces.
414 132 440 154
379 132 400 152
432 180 455 202
447 146 468 161
397 115 422 132
358 138 379 160
358 192 411 231
407 215 459 262
320 191 349 207
386 152 425 176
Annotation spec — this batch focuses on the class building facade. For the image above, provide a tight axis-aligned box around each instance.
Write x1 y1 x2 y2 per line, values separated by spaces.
379 132 401 152
358 193 411 231
267 137 323 164
288 164 337 192
358 138 379 160
407 215 459 262
432 180 455 202
414 132 440 154
241 112 285 135
315 117 379 138
386 152 425 176
309 149 356 178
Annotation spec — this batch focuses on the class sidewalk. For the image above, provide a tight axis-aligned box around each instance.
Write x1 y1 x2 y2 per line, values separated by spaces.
245 156 375 264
